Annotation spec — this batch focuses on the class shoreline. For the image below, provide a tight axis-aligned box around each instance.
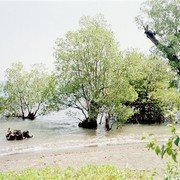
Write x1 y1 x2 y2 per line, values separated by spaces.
0 142 166 173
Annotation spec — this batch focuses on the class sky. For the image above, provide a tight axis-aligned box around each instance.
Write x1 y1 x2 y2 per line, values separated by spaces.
0 0 153 81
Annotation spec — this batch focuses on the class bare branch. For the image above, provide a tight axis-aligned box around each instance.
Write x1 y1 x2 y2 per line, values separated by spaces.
34 102 42 116
72 105 87 119
18 92 25 118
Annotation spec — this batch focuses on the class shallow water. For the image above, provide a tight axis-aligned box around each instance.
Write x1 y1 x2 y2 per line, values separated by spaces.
0 109 179 156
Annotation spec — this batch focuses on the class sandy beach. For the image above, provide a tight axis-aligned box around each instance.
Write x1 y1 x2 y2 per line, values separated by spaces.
0 142 166 173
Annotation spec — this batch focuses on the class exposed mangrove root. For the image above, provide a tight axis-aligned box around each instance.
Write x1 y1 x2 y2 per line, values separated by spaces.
78 118 97 129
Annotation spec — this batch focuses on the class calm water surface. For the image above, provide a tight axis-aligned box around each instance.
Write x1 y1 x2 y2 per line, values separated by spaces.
0 109 179 156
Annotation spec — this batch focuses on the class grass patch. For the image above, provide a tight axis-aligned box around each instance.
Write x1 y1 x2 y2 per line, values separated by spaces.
0 164 155 180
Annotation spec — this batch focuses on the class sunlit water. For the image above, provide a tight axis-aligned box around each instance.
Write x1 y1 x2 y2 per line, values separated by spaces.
0 109 179 156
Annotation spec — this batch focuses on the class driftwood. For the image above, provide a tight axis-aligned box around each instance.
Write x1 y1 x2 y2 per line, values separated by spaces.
6 128 33 141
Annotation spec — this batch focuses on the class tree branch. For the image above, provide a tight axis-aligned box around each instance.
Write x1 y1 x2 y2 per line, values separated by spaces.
72 105 87 119
18 92 25 119
34 102 42 116
143 25 180 74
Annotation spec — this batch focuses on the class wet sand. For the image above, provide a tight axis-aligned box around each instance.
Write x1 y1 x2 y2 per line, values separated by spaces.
0 142 166 172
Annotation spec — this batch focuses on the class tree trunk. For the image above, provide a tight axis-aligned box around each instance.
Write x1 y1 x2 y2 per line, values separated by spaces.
105 112 111 131
23 112 36 120
5 112 36 120
127 101 165 124
144 25 180 74
78 100 100 129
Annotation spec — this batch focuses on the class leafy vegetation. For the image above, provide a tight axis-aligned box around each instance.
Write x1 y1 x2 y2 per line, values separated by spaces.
0 97 4 113
0 14 179 127
0 83 4 113
136 0 180 74
0 1 180 179
1 62 55 120
54 14 137 129
53 14 180 128
142 124 180 179
121 51 179 124
0 165 154 180
143 125 179 162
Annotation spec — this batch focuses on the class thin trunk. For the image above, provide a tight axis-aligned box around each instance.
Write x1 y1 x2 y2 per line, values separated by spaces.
99 112 103 125
19 94 25 119
87 100 100 122
34 102 41 117
105 112 111 131
73 105 87 119
78 100 100 129
23 97 30 113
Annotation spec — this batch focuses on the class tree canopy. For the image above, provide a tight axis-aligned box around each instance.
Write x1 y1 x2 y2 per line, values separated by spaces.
54 14 179 128
1 13 179 128
121 51 179 123
136 0 180 74
54 15 137 129
2 62 55 120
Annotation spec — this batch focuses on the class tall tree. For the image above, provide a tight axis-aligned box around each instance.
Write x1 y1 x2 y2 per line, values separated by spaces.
2 62 55 120
136 0 180 74
54 15 137 129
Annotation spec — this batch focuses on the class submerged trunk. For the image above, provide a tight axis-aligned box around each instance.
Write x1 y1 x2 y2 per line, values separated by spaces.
23 112 36 120
127 101 165 124
78 100 100 129
105 112 111 131
78 118 98 129
125 89 165 124
5 113 36 120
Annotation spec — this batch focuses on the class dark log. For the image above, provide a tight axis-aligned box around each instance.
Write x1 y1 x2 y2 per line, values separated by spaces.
6 129 33 141
13 130 23 140
6 132 16 141
22 131 33 138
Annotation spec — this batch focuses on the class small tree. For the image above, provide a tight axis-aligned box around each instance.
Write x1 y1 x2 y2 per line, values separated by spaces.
136 0 180 75
54 15 137 129
121 51 179 123
2 62 55 120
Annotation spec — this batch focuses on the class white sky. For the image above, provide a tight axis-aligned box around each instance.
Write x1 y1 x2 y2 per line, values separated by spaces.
0 0 153 81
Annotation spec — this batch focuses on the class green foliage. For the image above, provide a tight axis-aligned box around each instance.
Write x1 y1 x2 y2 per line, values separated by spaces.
136 0 180 73
0 96 4 113
143 125 179 162
142 124 180 179
54 14 137 124
163 161 180 180
0 83 5 113
2 62 55 119
120 51 179 123
0 165 154 180
54 14 179 126
152 89 180 120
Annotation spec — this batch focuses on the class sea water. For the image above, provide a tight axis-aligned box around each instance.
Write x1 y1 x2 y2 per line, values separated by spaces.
0 108 179 156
